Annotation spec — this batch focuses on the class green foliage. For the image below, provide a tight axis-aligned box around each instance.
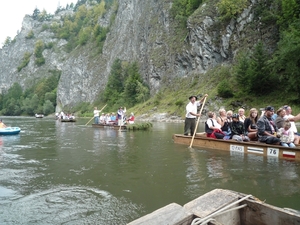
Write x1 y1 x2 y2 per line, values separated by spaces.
170 0 203 27
73 102 91 115
0 72 60 116
175 99 184 108
277 0 300 30
3 36 12 47
271 21 300 101
22 94 39 115
94 25 109 52
123 62 143 107
26 30 35 39
233 42 279 96
17 52 31 72
126 122 153 131
43 100 55 115
235 53 251 94
45 42 54 49
78 27 92 45
51 0 112 52
34 40 45 66
247 42 273 95
1 83 23 116
41 24 49 31
102 59 150 110
217 0 248 20
217 80 234 98
32 8 40 20
103 59 124 104
252 0 278 25
38 9 53 22
135 81 150 104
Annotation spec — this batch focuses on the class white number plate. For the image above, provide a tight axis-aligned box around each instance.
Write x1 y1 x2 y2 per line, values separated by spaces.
230 145 244 153
267 147 279 157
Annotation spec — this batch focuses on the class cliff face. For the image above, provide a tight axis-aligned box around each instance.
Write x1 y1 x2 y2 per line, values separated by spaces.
0 0 277 111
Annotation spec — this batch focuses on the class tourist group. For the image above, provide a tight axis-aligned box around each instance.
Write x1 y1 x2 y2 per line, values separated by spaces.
185 94 300 148
93 106 134 126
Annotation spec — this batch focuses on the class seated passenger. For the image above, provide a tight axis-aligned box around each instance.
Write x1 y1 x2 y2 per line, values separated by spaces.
257 106 280 145
277 121 295 148
205 111 224 139
216 108 231 136
105 113 111 124
69 113 75 119
126 112 135 124
238 108 246 123
244 108 258 141
283 105 300 144
230 113 250 142
110 113 117 124
226 110 233 124
275 107 286 129
99 113 105 124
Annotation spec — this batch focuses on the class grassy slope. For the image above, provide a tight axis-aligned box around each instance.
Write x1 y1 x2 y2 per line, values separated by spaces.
129 65 300 119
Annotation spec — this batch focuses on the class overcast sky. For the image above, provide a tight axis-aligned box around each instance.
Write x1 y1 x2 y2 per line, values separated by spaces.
0 0 78 47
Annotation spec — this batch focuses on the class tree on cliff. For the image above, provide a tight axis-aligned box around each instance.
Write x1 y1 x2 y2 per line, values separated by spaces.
103 59 124 106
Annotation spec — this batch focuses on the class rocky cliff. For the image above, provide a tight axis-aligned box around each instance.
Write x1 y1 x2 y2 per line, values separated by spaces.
0 0 277 111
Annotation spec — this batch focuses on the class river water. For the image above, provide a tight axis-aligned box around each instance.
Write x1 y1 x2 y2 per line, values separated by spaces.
0 117 300 224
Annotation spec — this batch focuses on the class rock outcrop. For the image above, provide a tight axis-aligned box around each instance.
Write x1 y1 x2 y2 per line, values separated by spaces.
0 0 277 112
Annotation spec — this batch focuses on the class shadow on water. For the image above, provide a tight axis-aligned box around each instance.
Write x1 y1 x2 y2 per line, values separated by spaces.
0 117 300 224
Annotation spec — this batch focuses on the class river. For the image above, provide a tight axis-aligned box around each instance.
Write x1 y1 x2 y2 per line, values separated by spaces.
0 117 299 224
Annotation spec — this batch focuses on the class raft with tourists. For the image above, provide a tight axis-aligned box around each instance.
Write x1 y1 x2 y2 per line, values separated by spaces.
173 133 300 161
128 188 300 225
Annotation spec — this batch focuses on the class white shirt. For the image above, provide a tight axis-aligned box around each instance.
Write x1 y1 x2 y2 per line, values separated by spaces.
206 118 221 129
284 115 298 133
185 101 200 118
94 110 101 117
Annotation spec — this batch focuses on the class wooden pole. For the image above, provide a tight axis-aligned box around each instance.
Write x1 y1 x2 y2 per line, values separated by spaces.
189 96 207 148
85 104 107 126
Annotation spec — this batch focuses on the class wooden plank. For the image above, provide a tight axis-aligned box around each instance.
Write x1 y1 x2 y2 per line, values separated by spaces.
127 203 193 225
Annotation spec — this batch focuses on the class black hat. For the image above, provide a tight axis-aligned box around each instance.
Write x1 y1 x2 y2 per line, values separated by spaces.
232 113 239 119
189 95 198 100
265 106 274 111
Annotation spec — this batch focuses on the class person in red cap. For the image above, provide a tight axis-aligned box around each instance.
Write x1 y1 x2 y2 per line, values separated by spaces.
184 94 208 136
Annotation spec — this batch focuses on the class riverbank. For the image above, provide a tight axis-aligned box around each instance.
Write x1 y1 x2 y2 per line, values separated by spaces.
135 112 209 124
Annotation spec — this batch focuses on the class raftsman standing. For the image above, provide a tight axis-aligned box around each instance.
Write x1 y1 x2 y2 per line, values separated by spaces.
184 94 208 136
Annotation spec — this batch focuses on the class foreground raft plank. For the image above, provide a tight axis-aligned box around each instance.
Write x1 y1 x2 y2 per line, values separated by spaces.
128 189 300 225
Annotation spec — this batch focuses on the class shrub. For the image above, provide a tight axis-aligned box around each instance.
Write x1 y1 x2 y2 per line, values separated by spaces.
217 80 234 98
26 30 34 39
217 0 248 20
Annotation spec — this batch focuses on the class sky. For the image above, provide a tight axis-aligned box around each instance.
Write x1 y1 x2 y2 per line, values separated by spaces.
0 0 78 47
